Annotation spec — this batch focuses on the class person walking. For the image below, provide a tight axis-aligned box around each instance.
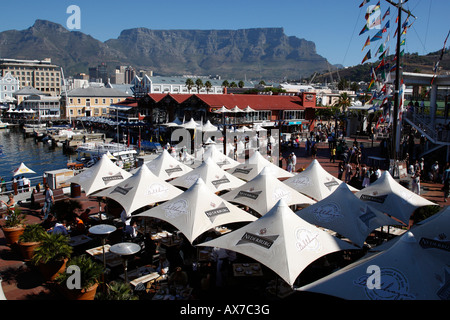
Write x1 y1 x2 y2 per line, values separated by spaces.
338 162 344 180
42 183 54 220
330 146 336 163
412 169 421 195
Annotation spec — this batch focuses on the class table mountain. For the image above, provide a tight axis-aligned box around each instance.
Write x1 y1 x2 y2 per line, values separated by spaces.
0 20 331 80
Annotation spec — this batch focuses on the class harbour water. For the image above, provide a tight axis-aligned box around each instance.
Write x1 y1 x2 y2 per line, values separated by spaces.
0 127 71 188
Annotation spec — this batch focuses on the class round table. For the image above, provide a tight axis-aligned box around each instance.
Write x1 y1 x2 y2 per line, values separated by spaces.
110 242 141 283
89 224 117 269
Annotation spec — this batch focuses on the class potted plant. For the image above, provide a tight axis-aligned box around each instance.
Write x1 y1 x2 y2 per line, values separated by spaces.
31 233 73 282
18 224 46 261
56 254 103 300
1 208 26 246
96 281 138 300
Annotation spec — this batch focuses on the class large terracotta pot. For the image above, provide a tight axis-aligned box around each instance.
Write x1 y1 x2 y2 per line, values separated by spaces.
64 283 99 300
2 226 25 246
38 258 68 282
18 241 41 261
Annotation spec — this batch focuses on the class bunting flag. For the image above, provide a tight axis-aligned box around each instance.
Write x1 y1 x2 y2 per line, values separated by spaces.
359 24 370 36
382 20 390 33
362 36 371 51
384 32 390 44
400 38 406 46
375 43 384 57
379 47 389 60
368 78 375 91
375 58 385 71
370 30 383 42
390 64 397 72
359 0 370 7
382 7 390 21
362 49 372 64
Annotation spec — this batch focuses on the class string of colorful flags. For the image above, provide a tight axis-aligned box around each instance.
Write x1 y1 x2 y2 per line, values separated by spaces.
358 0 413 129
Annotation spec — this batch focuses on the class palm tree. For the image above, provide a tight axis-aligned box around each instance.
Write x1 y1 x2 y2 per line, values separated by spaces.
205 80 212 94
334 92 351 113
238 80 245 88
222 80 229 94
185 78 194 93
195 78 204 94
334 92 352 135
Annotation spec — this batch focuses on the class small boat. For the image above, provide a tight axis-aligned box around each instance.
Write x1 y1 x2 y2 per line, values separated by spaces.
0 120 9 129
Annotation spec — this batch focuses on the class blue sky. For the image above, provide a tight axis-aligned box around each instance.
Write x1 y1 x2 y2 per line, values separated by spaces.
1 0 449 69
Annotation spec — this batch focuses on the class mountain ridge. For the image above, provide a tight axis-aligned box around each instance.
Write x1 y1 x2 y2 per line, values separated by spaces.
0 20 332 80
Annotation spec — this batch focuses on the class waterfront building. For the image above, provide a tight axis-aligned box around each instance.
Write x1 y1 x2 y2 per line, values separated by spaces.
62 86 131 119
13 86 46 106
0 58 61 96
130 75 254 97
21 94 61 120
0 72 20 105
115 92 320 133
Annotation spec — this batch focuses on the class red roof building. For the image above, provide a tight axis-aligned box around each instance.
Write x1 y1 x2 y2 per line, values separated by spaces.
116 92 322 131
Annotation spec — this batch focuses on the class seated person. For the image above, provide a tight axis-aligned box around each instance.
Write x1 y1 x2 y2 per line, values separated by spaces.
71 216 86 235
50 220 69 235
123 219 139 239
156 254 170 275
1 193 16 215
168 266 189 287
79 208 91 225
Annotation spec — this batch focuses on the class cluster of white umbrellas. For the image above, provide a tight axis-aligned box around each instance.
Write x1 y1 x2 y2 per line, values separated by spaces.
61 150 445 297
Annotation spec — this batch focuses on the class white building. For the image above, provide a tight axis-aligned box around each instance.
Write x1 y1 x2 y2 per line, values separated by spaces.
0 73 20 105
130 75 241 96
22 94 61 120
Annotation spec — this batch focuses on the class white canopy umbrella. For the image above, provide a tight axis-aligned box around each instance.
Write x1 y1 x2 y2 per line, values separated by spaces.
354 171 438 225
178 118 201 130
198 199 356 286
170 157 245 192
372 205 450 256
213 106 229 114
243 106 255 113
136 178 257 243
230 106 243 113
283 159 359 201
298 231 450 300
162 117 183 127
12 163 36 176
222 167 316 216
231 150 294 181
67 154 132 196
296 183 402 247
95 165 183 215
141 149 193 181
202 144 240 170
201 120 218 132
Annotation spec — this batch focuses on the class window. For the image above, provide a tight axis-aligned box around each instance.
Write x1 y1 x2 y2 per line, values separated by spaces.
69 109 74 115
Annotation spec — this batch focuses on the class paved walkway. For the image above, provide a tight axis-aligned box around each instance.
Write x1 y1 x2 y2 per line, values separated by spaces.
1 138 447 300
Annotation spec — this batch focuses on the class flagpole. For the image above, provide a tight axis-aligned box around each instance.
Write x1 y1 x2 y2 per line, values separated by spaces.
383 0 415 162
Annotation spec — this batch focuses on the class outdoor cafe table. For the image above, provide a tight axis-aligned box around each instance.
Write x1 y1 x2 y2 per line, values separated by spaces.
68 234 93 247
118 265 163 287
85 244 123 268
233 263 263 277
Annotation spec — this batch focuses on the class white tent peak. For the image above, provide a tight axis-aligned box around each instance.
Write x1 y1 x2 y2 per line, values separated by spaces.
284 158 358 201
198 198 355 286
